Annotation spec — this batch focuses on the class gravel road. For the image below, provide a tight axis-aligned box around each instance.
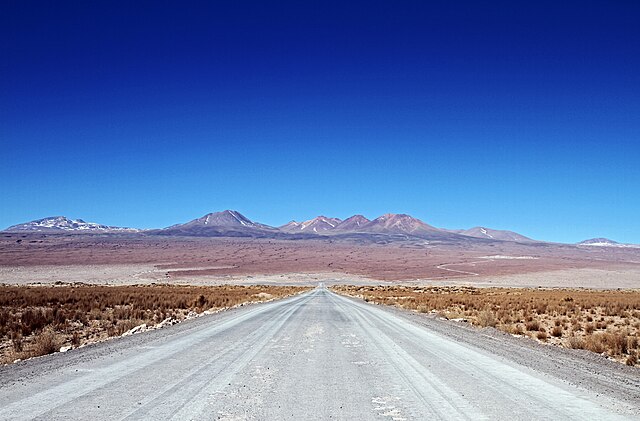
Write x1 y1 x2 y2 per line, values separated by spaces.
1 286 639 420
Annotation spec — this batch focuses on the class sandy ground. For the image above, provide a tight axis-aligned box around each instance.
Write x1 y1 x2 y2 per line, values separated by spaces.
432 268 640 289
0 264 159 285
0 265 383 286
2 263 640 290
1 234 640 288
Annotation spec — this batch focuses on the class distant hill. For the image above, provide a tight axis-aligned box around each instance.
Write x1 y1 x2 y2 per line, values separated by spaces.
152 210 282 238
3 216 139 233
578 238 619 246
577 238 639 248
357 214 439 235
459 226 534 242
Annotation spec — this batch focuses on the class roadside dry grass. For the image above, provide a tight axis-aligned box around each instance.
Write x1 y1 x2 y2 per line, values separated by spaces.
332 285 640 365
0 284 309 364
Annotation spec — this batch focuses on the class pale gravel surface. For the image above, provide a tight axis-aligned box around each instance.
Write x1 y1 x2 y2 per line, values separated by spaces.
0 265 386 286
169 272 391 287
3 264 640 289
417 267 640 289
0 287 639 420
0 264 159 285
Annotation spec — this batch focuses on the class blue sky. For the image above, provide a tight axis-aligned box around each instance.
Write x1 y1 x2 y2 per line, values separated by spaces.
1 1 639 243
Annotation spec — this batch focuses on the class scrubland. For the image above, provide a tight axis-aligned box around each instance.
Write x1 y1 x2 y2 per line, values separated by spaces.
333 285 640 365
0 284 309 364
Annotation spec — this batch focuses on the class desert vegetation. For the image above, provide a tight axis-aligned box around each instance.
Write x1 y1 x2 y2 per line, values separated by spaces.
332 285 640 365
0 284 309 364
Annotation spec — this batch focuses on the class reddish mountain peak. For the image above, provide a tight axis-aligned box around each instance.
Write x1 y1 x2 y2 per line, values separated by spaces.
376 213 412 220
364 213 437 234
373 213 428 225
346 214 369 221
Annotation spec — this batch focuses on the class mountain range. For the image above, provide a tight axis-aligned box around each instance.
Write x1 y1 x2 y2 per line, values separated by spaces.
278 214 442 236
4 210 632 246
3 210 535 243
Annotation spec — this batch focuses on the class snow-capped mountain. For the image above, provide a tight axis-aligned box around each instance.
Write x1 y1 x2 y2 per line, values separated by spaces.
279 216 342 233
459 226 534 242
333 215 370 231
577 238 640 248
4 216 139 232
280 213 467 240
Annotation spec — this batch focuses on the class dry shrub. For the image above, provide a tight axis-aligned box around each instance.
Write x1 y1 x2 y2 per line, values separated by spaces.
71 331 80 346
509 324 524 335
551 326 563 338
476 310 497 328
568 335 585 349
525 320 540 331
11 331 23 352
30 329 59 357
602 332 628 356
582 332 631 356
584 335 607 354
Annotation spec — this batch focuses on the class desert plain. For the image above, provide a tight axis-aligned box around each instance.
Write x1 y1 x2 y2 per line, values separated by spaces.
1 231 640 419
2 232 640 288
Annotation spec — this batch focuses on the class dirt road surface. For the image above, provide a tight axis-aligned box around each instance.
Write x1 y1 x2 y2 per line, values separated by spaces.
1 287 638 420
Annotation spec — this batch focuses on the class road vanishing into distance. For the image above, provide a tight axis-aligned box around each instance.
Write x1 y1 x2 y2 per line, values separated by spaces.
1 287 639 420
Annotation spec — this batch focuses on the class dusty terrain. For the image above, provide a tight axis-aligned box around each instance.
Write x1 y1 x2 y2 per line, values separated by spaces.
0 288 638 420
2 231 639 419
1 233 640 288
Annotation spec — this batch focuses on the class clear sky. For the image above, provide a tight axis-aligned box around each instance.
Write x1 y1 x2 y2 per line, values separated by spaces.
2 1 639 243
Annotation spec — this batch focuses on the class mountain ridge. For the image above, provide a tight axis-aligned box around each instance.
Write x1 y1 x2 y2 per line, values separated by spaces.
577 238 640 248
3 210 543 244
459 226 534 242
279 216 342 233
